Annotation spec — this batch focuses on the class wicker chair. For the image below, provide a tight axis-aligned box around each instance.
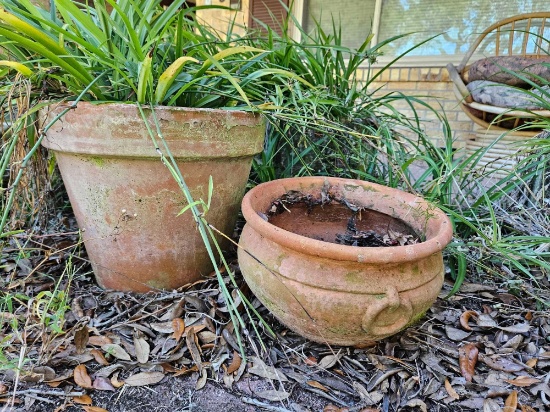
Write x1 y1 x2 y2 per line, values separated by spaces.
447 12 550 134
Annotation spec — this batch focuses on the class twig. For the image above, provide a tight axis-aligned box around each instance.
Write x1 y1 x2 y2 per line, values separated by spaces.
241 397 293 412
20 394 55 404
0 389 85 398
299 384 350 407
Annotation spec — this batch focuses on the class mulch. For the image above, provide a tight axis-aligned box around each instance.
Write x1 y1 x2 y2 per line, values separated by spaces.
1 221 549 412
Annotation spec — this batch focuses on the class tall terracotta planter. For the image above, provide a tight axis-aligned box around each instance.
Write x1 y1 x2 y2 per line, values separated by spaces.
238 177 453 346
41 102 264 292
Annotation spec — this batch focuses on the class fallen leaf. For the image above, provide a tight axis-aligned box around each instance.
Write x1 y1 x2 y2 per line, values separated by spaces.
307 380 330 392
74 326 89 354
525 311 533 321
248 357 288 381
459 310 478 331
90 349 109 366
520 405 537 412
304 356 318 366
226 351 241 375
133 335 150 364
73 365 93 389
186 327 203 373
444 379 460 400
198 331 217 344
481 355 525 372
404 399 427 412
88 335 112 346
498 323 531 334
445 325 472 341
323 405 347 412
93 376 116 391
255 389 290 401
195 369 207 390
110 372 125 388
483 398 502 412
476 314 498 328
82 407 109 412
318 351 343 369
504 376 541 387
72 394 92 405
102 344 131 361
171 318 185 342
503 390 518 412
458 343 478 382
25 366 55 382
174 365 198 377
150 321 175 334
124 371 165 387
525 358 538 368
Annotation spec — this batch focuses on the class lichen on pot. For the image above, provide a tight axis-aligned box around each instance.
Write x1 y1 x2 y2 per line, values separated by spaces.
238 176 453 346
41 102 265 292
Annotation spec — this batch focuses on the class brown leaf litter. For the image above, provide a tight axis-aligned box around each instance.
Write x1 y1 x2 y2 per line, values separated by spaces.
1 225 550 411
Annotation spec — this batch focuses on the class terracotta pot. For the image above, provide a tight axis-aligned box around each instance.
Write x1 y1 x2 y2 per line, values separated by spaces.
41 102 264 292
238 177 453 345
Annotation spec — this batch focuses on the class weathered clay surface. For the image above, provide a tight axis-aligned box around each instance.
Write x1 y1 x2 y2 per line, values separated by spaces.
238 177 453 345
42 102 264 292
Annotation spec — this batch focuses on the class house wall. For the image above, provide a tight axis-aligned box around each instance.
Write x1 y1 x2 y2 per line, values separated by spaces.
365 66 475 148
195 0 476 148
195 0 249 37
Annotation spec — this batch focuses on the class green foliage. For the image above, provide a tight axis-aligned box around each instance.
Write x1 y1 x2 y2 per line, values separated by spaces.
0 0 305 107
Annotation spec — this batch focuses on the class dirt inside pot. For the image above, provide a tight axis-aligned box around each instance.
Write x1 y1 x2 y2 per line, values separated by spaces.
266 193 420 247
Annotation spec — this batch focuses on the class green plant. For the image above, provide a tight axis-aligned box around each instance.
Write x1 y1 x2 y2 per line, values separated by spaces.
0 0 325 359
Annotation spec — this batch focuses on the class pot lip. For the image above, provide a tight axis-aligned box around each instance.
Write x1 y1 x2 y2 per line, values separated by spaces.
42 101 261 119
241 176 454 263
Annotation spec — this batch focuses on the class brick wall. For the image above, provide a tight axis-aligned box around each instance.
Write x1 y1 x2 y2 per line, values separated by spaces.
359 66 475 148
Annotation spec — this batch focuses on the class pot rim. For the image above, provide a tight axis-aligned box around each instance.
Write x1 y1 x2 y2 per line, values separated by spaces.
45 100 260 117
241 176 453 264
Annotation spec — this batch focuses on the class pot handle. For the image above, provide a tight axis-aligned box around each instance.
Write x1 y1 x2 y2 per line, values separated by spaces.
362 285 412 338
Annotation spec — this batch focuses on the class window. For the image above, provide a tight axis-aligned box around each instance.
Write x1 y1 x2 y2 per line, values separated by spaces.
302 0 549 60
303 0 376 50
250 0 289 36
378 0 550 56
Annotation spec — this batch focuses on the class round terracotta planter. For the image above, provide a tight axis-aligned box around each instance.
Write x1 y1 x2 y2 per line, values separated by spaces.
41 102 264 292
238 177 453 345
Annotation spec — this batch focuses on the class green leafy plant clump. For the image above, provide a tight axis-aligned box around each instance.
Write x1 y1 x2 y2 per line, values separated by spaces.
0 0 313 107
